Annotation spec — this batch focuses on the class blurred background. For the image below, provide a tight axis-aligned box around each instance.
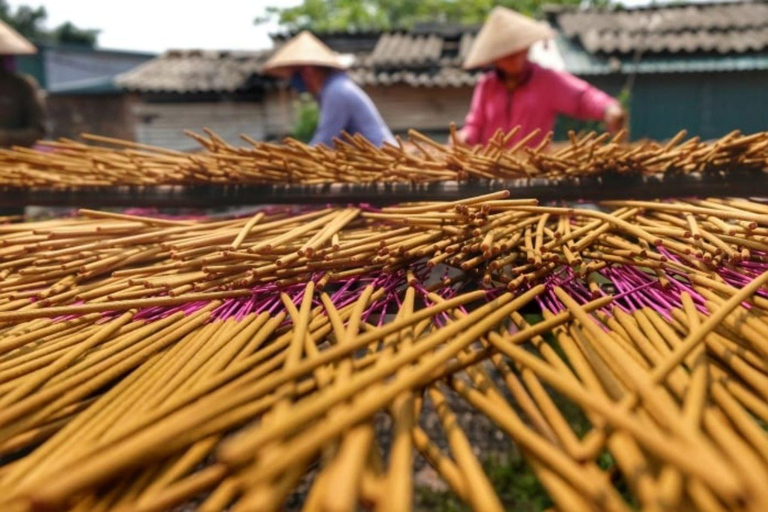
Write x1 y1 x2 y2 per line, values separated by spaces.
5 0 768 150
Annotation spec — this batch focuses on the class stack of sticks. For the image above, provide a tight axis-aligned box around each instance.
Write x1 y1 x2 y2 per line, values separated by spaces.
2 193 768 511
0 126 766 187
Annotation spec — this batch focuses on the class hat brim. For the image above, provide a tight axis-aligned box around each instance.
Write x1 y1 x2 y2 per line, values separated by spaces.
261 31 352 76
462 7 555 70
462 34 552 69
261 58 349 75
0 20 36 56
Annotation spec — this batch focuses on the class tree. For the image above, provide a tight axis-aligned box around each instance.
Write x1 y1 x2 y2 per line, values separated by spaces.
0 1 99 46
51 21 99 46
257 0 583 32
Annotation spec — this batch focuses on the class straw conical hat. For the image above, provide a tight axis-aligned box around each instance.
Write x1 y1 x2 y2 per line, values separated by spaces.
463 7 553 69
0 19 36 55
262 31 348 75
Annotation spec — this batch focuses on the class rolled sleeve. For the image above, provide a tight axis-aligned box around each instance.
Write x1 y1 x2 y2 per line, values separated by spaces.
551 70 617 121
578 86 618 121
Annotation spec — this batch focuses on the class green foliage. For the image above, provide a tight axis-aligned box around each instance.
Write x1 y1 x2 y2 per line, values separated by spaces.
0 1 45 40
416 486 468 512
0 1 98 46
416 449 553 511
291 93 320 143
485 452 553 511
257 0 584 32
50 21 99 47
617 87 632 110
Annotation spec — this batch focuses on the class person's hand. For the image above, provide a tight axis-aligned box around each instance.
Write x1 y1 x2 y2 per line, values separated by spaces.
604 103 626 134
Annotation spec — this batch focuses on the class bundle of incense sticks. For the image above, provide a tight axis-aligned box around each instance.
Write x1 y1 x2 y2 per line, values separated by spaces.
0 126 767 187
2 194 768 511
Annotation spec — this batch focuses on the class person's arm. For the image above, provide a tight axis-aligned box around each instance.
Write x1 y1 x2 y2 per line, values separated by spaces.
457 75 489 145
549 70 625 133
310 86 350 147
0 76 46 147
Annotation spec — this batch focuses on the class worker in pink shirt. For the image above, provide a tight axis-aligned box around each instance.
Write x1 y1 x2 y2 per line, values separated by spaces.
458 7 625 148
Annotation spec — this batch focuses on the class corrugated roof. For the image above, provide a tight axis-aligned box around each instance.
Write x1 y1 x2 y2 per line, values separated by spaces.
555 35 768 75
580 26 768 54
351 31 563 86
349 66 481 88
116 49 271 93
119 6 768 95
49 76 121 95
549 1 768 55
626 52 768 73
366 33 444 67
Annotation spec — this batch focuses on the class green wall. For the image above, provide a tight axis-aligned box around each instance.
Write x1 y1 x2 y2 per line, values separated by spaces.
15 53 46 88
555 71 768 141
630 71 768 140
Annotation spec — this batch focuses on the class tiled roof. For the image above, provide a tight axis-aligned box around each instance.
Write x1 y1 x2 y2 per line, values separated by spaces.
366 33 444 67
116 49 272 93
349 66 481 87
556 33 768 75
119 3 768 94
347 29 478 86
549 1 768 55
270 30 382 54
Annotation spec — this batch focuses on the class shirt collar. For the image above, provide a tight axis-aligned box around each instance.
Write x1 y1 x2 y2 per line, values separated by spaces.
495 62 535 90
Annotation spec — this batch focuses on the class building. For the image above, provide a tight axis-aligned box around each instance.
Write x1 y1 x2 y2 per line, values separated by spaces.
16 44 155 140
547 0 768 139
116 49 280 151
115 0 768 148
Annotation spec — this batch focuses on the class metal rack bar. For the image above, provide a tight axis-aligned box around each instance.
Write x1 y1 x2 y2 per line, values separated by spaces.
0 171 765 207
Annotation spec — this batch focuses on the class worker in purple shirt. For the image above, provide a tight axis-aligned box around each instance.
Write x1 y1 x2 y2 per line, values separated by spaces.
262 31 395 147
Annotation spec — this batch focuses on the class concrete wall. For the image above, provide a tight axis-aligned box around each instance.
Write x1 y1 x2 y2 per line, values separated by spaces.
47 94 136 141
365 85 472 141
133 101 269 151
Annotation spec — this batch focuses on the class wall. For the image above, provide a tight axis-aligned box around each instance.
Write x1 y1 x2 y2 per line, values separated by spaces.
262 88 295 140
552 71 768 142
365 85 473 140
46 94 136 141
133 101 268 151
126 69 768 150
630 71 768 140
265 85 474 144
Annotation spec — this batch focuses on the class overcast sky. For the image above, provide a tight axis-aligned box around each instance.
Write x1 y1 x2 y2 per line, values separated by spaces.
9 0 678 54
8 0 301 53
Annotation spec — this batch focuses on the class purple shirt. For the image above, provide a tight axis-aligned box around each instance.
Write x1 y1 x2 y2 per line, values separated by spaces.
311 72 395 147
462 63 618 148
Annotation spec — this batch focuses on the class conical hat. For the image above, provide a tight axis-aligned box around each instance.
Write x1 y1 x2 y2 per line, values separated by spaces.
262 31 348 75
463 7 553 69
0 19 36 55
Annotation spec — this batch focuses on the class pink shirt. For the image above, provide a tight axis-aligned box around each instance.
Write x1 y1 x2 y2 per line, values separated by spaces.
462 63 618 148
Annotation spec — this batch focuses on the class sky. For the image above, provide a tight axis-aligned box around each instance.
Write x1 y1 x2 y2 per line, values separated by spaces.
8 0 302 53
9 0 685 54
